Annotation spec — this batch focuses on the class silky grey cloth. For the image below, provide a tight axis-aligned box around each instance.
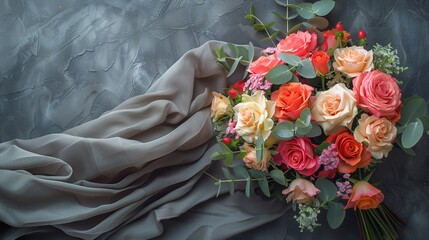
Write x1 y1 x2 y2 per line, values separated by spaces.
0 41 286 240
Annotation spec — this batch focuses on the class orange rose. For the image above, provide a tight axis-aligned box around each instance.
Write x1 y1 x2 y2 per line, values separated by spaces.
248 54 283 75
345 181 384 210
311 51 330 75
327 129 371 174
271 82 314 122
242 144 271 172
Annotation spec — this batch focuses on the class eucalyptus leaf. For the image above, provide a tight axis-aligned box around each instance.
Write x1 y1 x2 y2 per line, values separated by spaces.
210 151 226 161
222 167 233 179
307 17 329 29
228 43 239 58
249 3 255 25
253 21 276 31
305 122 322 138
258 177 271 197
399 96 427 126
248 41 254 62
270 169 287 186
278 53 301 67
256 134 265 163
287 23 303 35
296 58 316 78
327 202 345 229
315 178 337 201
261 30 280 42
273 120 295 140
245 177 252 197
274 0 287 7
249 169 267 178
227 56 242 77
401 119 424 148
297 3 314 19
225 152 234 165
312 0 335 16
299 108 311 126
266 65 293 84
295 123 312 136
418 115 429 132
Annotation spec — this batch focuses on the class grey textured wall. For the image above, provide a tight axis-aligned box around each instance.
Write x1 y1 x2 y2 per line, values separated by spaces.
0 0 428 239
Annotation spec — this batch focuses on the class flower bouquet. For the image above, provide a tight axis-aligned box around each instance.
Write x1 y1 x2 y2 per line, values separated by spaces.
207 0 429 239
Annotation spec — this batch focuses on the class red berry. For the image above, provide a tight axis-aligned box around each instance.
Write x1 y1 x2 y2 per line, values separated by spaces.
335 22 344 31
358 30 366 39
222 137 232 145
228 89 238 99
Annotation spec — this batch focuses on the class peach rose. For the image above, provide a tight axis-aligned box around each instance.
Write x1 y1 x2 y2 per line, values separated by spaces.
274 137 320 176
354 114 397 159
271 82 314 122
276 31 317 59
233 90 275 143
242 144 271 172
333 46 373 77
282 179 320 205
248 54 283 75
327 129 371 174
211 92 231 121
345 181 384 210
353 70 402 123
320 29 350 52
311 51 330 75
310 83 358 135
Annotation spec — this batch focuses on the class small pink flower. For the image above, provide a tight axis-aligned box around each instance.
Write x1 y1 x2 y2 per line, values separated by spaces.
282 179 320 204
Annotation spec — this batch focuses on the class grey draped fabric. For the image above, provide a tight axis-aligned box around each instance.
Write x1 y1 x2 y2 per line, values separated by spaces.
0 41 286 239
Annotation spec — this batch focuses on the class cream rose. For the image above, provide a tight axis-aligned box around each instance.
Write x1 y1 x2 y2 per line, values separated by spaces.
233 90 275 143
311 83 358 135
333 46 373 78
210 92 230 121
354 113 397 159
242 144 271 172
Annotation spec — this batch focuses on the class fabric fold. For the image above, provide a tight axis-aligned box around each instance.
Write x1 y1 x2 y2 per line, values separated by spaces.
0 41 286 240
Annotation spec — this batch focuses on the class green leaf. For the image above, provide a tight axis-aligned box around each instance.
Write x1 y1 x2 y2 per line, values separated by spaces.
396 140 416 156
401 119 424 148
247 41 254 62
312 0 335 16
229 182 235 196
234 166 250 179
272 10 298 21
327 202 346 229
274 0 287 7
249 169 268 178
399 96 427 126
287 23 303 35
270 169 287 186
418 115 429 132
225 152 234 165
215 47 226 62
296 58 316 78
277 53 301 67
258 177 271 197
295 123 312 136
315 141 330 155
315 178 337 201
307 16 329 29
245 177 252 197
305 122 322 138
253 21 276 31
227 56 242 77
222 167 233 179
299 108 311 126
256 134 265 163
210 151 226 160
266 65 293 84
297 3 314 19
249 3 255 26
261 30 280 42
228 43 239 58
273 120 295 140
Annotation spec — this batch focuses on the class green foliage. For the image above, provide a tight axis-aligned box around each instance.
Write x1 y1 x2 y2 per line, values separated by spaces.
327 202 345 229
315 178 337 201
397 96 428 149
270 169 287 186
401 119 424 149
372 43 408 75
266 65 293 84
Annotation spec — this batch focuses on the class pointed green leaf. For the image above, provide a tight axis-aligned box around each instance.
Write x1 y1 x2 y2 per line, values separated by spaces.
277 53 301 67
256 134 265 163
210 151 226 161
234 166 250 179
225 152 234 165
273 120 295 140
249 3 255 25
228 43 239 58
249 169 268 178
327 202 345 229
315 178 337 201
312 0 335 16
222 167 233 179
399 96 427 126
227 56 242 77
261 30 280 42
287 23 303 35
296 58 316 78
258 177 271 197
270 169 287 186
401 119 424 148
266 65 293 84
253 21 276 31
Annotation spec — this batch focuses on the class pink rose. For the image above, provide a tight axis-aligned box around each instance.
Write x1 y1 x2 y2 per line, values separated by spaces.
274 137 320 176
353 70 402 123
276 31 317 59
282 179 320 204
248 54 283 75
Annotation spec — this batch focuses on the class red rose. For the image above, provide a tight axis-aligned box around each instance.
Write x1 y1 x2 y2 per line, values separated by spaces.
229 80 246 94
311 51 330 75
274 137 320 176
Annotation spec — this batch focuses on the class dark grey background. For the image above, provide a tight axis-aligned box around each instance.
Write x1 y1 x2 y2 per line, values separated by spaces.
0 0 428 239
